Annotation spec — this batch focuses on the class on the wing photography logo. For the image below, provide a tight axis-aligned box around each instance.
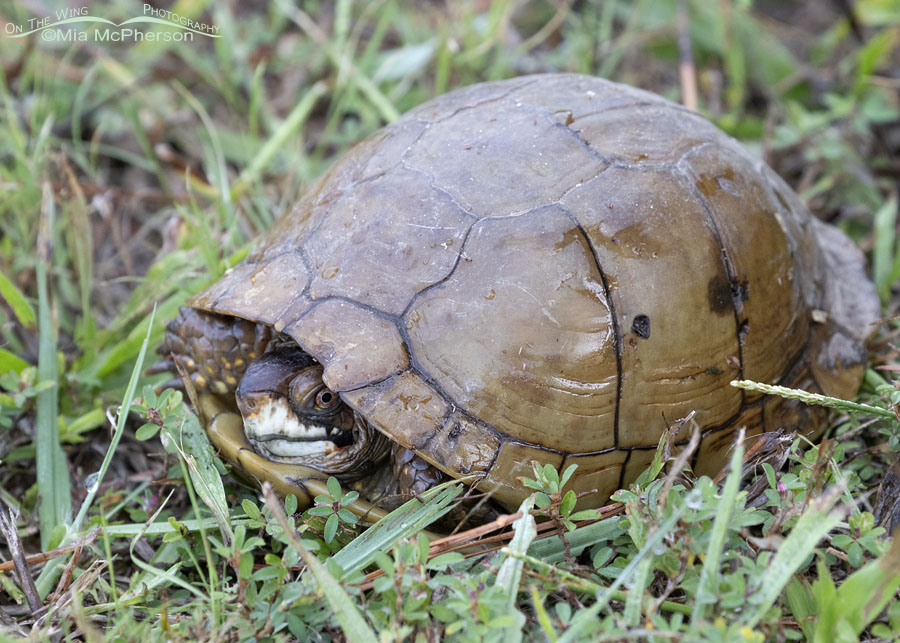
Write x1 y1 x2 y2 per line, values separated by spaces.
5 4 219 43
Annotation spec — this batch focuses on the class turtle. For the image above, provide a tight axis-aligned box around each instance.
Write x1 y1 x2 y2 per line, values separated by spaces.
155 73 880 518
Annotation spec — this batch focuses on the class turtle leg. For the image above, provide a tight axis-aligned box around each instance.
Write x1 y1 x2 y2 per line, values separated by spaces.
392 444 449 502
153 307 276 399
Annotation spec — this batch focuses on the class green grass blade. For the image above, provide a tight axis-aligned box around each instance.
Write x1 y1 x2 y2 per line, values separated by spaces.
274 0 399 123
623 555 652 627
731 379 896 420
502 548 692 617
495 497 536 642
127 493 209 602
230 80 327 200
70 306 156 536
102 517 248 538
330 480 463 578
558 489 700 642
526 515 625 564
872 192 899 301
171 80 234 227
741 487 845 628
0 269 36 330
690 431 746 629
36 182 70 551
814 533 900 640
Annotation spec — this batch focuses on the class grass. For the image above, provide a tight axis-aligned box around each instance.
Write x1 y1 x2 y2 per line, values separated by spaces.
1 0 899 639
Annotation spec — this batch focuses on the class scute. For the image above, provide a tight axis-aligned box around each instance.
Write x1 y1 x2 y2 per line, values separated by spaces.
190 74 880 511
404 99 608 217
285 299 408 391
570 103 723 164
505 73 671 118
678 144 808 401
406 204 619 453
560 166 742 447
304 169 473 315
340 371 449 452
191 253 310 326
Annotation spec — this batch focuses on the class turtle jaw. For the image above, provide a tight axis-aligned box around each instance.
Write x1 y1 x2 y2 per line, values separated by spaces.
241 394 341 458
240 391 359 459
240 394 390 480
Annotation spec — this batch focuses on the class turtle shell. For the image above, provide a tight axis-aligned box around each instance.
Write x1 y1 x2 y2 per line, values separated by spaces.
191 74 880 510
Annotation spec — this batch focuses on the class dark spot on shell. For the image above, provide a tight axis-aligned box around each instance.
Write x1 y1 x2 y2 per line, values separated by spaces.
554 109 574 126
730 280 749 315
447 422 462 443
696 173 718 197
707 275 733 315
631 315 650 339
705 366 723 376
696 167 736 197
554 226 584 251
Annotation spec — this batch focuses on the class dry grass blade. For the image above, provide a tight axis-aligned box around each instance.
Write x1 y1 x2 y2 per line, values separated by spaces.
31 559 108 634
0 531 98 573
0 504 41 612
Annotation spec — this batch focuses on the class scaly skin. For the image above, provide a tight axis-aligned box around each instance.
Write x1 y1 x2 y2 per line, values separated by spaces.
155 307 276 399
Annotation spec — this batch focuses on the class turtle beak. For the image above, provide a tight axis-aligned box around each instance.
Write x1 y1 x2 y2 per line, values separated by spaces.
239 391 340 457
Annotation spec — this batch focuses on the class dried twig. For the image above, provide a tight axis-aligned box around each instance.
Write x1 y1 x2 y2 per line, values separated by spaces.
0 531 97 574
0 504 41 613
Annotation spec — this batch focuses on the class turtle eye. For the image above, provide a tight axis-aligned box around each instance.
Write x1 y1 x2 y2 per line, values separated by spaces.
314 388 340 410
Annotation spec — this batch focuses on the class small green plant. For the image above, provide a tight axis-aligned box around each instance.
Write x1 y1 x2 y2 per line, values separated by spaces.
305 477 362 546
520 462 600 532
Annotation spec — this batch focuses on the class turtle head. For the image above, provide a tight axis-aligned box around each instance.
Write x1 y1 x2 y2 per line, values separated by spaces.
236 348 355 457
155 308 389 480
235 346 389 478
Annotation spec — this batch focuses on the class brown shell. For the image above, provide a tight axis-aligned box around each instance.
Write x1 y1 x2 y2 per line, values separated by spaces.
192 74 880 510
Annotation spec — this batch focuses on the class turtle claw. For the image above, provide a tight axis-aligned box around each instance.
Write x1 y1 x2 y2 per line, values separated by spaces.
154 377 186 395
146 358 176 376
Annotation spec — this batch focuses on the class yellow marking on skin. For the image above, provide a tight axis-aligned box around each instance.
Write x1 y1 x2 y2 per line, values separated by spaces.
212 380 229 395
206 365 215 376
220 356 231 369
225 375 237 387
247 351 256 359
194 375 207 389
185 358 195 369
233 358 244 368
